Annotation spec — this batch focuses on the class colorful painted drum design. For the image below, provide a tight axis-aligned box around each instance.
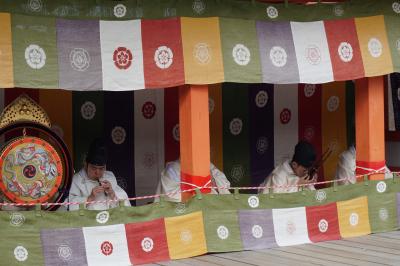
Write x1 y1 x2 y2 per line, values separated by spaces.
0 137 63 204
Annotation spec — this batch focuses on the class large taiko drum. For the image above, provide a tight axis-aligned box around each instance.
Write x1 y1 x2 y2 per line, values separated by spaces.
0 95 73 210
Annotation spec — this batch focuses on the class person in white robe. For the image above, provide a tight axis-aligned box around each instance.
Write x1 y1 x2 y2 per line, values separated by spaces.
259 141 317 194
68 139 131 211
155 159 231 202
335 145 393 185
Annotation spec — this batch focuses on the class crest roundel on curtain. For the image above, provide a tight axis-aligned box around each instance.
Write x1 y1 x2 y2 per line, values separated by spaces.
0 95 73 210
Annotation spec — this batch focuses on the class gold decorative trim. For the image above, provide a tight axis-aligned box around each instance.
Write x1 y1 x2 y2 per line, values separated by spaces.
0 94 51 129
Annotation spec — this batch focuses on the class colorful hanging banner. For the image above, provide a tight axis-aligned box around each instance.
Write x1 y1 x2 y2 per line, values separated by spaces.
355 15 393 77
248 84 274 186
164 87 180 163
209 84 223 171
0 13 13 88
257 21 299 84
104 91 135 198
337 196 372 238
324 18 365 81
222 83 250 187
142 18 185 89
219 18 261 83
12 15 58 88
273 84 298 166
321 81 347 181
57 19 102 90
385 15 400 73
100 20 144 91
180 17 224 84
134 89 165 204
291 21 333 84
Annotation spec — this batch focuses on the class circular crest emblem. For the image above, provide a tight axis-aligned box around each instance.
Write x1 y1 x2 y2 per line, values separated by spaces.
304 84 316 97
25 44 46 69
111 126 126 145
333 5 344 16
349 212 359 226
280 108 291 124
318 219 329 233
101 241 113 256
327 96 340 112
305 45 321 65
304 126 315 141
51 124 64 139
141 237 154 252
172 124 180 142
286 220 296 235
217 225 229 240
70 48 90 71
379 208 389 221
230 165 244 183
209 98 215 114
10 212 25 227
315 190 327 202
229 118 243 135
14 246 28 262
269 46 287 67
80 101 96 120
251 225 263 239
255 90 268 108
28 0 42 12
393 2 400 13
192 0 206 14
114 4 127 18
175 202 186 214
368 38 383 58
96 211 110 224
58 244 72 261
376 181 387 193
143 152 155 169
180 229 193 244
154 46 173 69
232 44 251 66
266 6 278 19
142 101 156 119
194 43 211 64
338 42 353 63
256 136 269 155
113 47 132 70
248 195 259 208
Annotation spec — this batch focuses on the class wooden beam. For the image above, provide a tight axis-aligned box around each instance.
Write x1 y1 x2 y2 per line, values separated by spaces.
355 77 385 180
179 84 211 200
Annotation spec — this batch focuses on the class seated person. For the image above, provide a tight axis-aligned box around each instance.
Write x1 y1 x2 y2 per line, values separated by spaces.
335 144 392 185
68 138 131 211
156 159 231 202
259 141 317 194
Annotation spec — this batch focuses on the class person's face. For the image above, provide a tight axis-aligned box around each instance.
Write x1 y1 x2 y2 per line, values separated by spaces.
291 161 309 178
86 163 106 180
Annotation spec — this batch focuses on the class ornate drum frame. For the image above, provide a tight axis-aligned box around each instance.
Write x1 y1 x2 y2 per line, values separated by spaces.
0 122 73 210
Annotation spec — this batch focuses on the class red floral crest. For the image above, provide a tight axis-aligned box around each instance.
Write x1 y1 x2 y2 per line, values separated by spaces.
280 108 291 124
101 241 113 256
113 47 133 70
142 101 156 119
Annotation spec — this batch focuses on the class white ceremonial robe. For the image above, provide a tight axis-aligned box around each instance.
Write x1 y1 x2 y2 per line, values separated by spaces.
335 146 393 185
68 169 131 211
259 160 315 194
155 160 231 202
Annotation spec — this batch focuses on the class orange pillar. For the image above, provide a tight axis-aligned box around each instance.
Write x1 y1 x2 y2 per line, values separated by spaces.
179 84 211 200
355 77 385 180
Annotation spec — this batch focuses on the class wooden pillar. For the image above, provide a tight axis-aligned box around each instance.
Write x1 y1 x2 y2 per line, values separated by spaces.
179 84 211 200
355 77 385 180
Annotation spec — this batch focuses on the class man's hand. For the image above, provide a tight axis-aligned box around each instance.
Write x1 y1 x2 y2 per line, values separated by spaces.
100 180 116 199
299 173 317 185
87 185 105 202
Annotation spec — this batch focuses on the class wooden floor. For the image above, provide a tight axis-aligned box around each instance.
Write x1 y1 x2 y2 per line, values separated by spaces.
147 230 400 266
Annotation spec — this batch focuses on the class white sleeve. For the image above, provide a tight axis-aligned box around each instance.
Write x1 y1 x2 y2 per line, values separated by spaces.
210 163 231 194
68 178 88 211
159 165 181 202
112 184 131 207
